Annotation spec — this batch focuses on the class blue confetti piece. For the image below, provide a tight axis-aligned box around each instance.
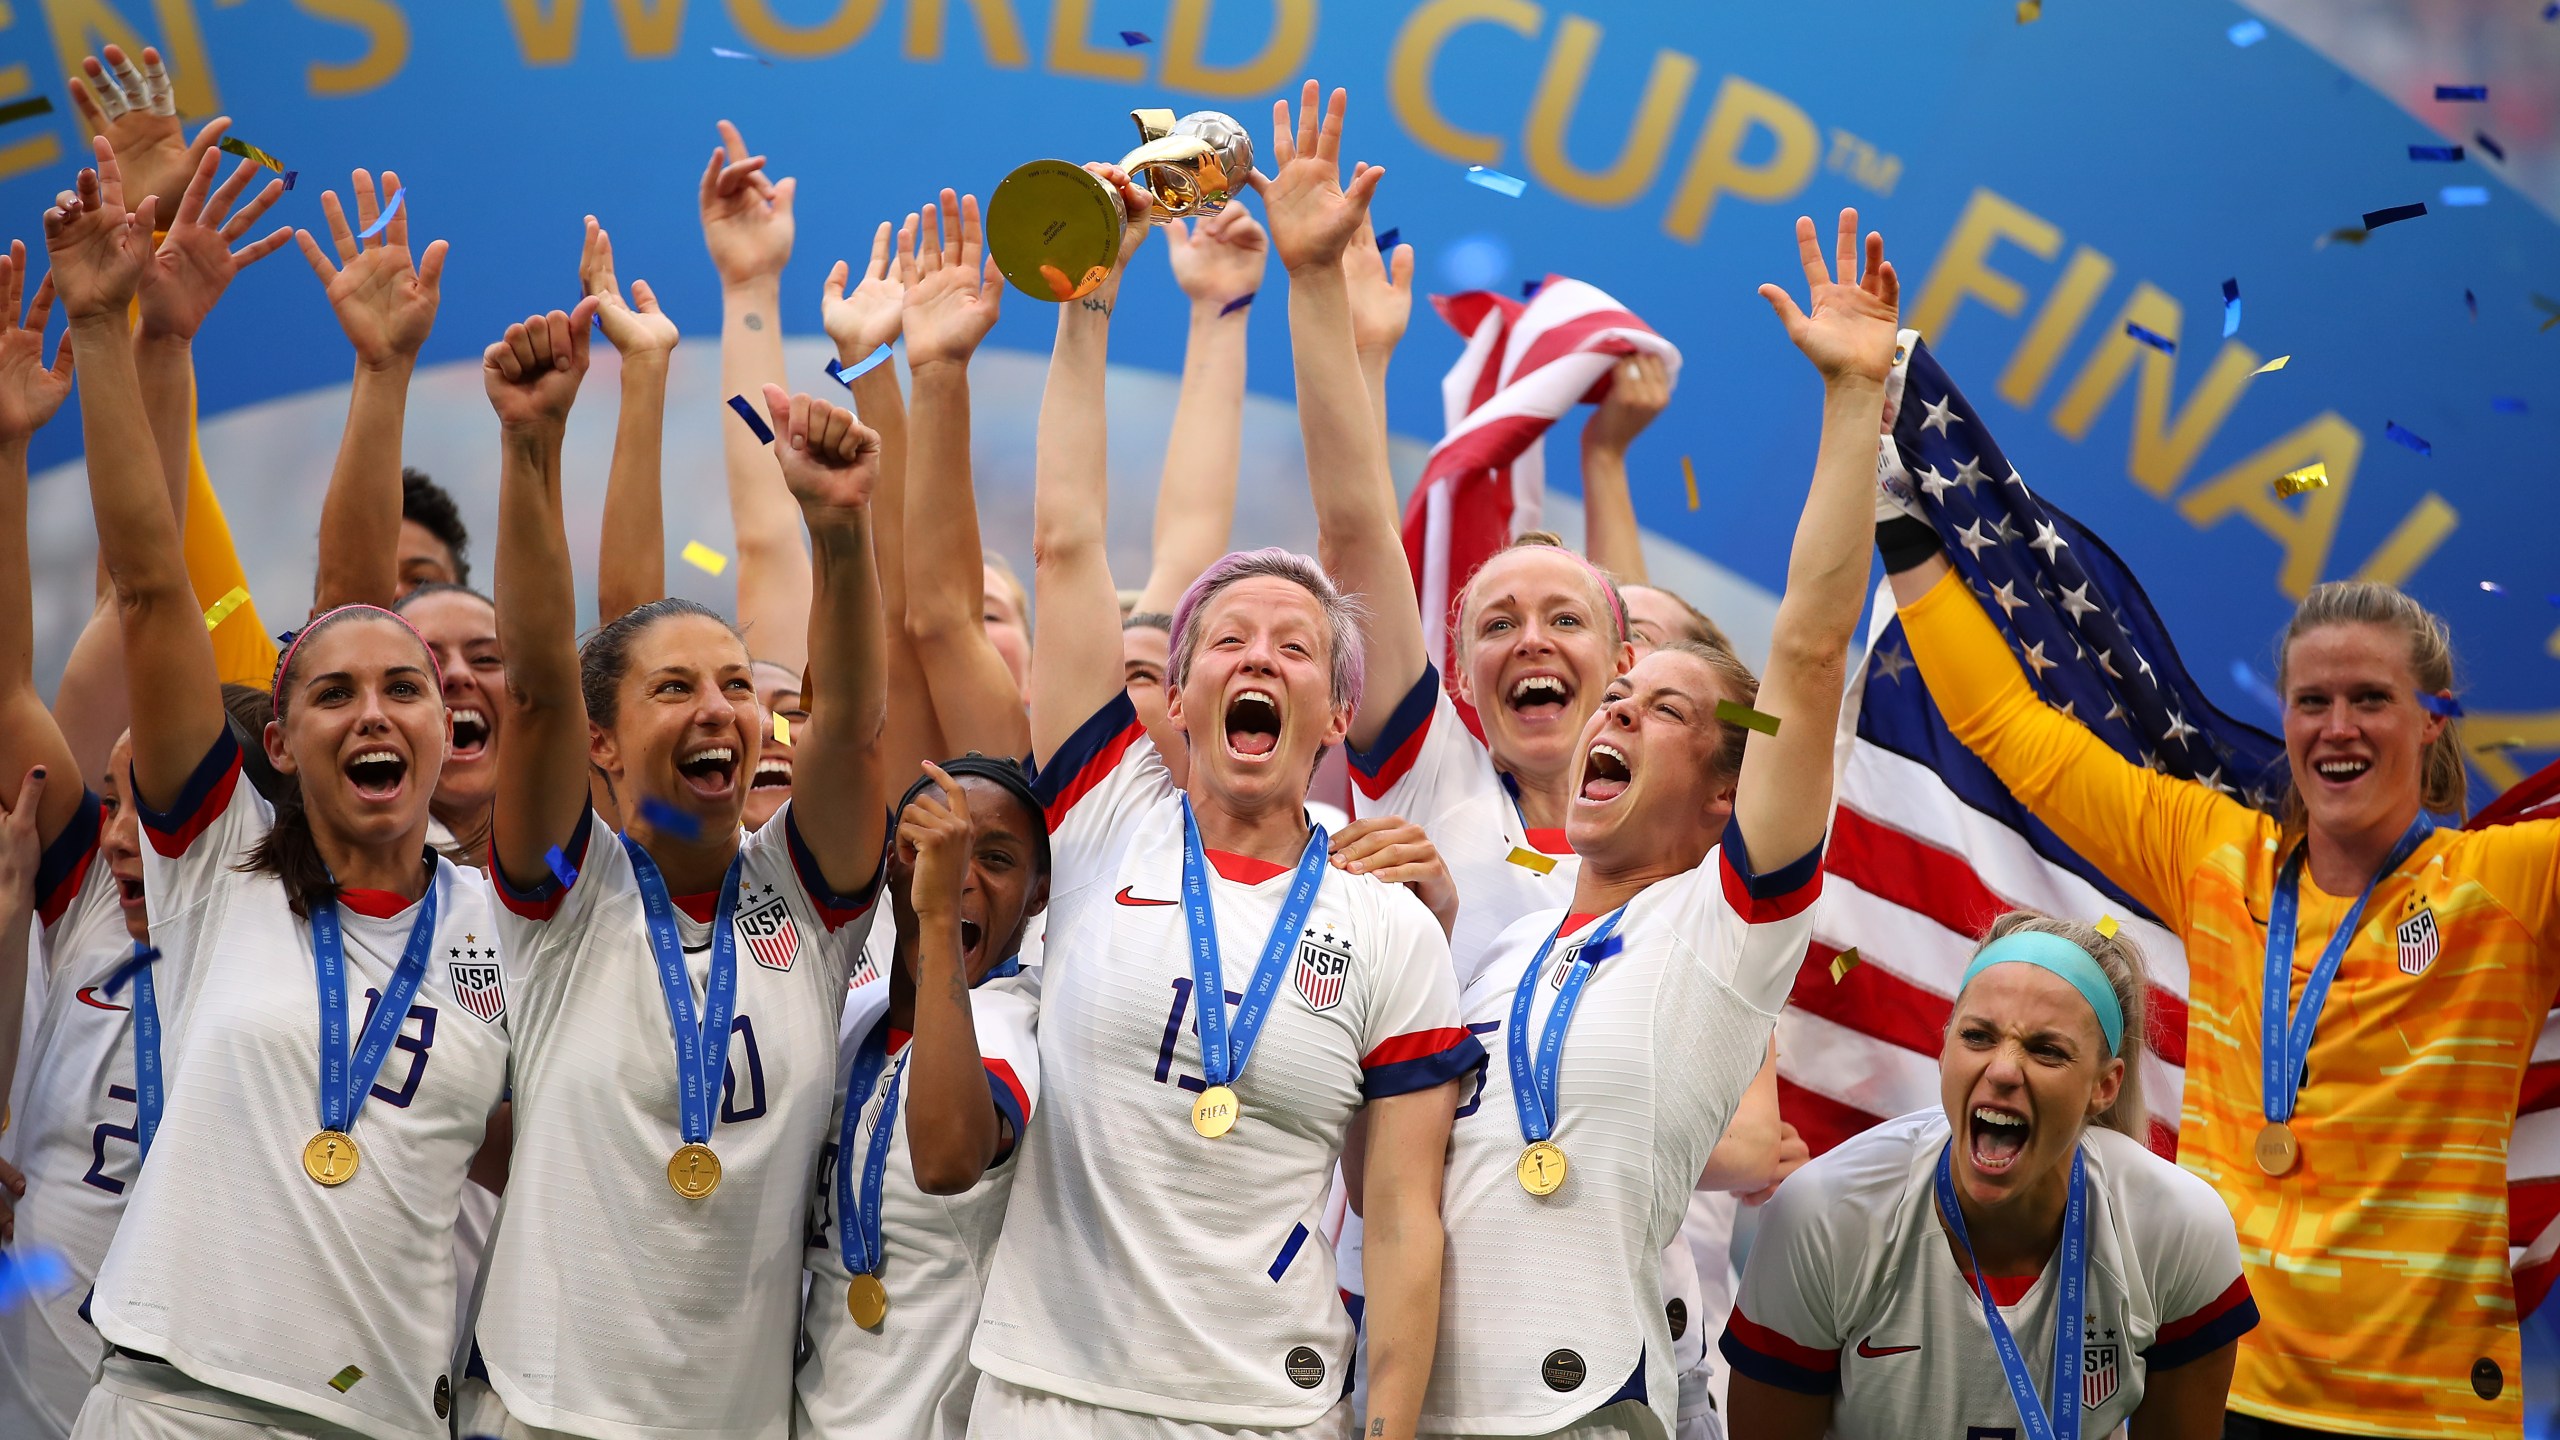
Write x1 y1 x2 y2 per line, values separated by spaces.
1217 292 1254 316
281 170 297 191
1580 936 1624 965
1463 165 1527 198
825 348 893 388
0 1249 72 1312
2408 144 2464 162
637 796 705 841
2440 186 2489 207
725 394 774 444
2435 85 2487 101
2124 322 2176 354
2362 202 2427 229
2491 396 2526 414
544 845 579 888
2227 18 2266 46
1374 227 1400 252
2417 692 2464 718
1521 277 1543 298
102 945 161 998
2475 132 2506 161
2466 288 2478 320
1118 29 1151 45
2383 420 2432 456
2547 2 2558 19
355 186 404 241
711 46 771 65
2221 277 2240 338
2229 659 2284 720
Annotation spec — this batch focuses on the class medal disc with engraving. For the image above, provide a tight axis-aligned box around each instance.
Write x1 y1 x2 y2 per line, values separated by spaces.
1192 1084 1240 1138
303 1129 359 1186
1517 1139 1568 1196
2254 1121 2299 1177
668 1142 723 1199
846 1272 889 1328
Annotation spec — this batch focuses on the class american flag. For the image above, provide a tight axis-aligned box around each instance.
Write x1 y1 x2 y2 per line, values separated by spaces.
1403 276 1680 685
1780 335 2560 1316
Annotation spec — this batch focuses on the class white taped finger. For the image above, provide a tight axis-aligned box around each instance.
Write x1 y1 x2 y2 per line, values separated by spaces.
141 52 175 117
91 76 129 122
108 52 149 112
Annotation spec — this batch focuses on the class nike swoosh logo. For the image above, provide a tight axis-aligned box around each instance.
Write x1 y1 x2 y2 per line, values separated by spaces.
75 986 131 1013
1855 1338 1920 1358
1115 887 1177 907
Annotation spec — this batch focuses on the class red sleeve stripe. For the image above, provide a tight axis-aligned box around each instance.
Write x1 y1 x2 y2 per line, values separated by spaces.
1718 817 1823 924
1031 693 1145 833
2144 1275 2259 1369
1718 1307 1840 1395
1361 1028 1487 1100
138 731 243 859
34 793 103 927
786 806 883 932
1345 666 1441 800
494 808 594 921
984 1058 1031 1128
2152 1274 2252 1346
983 1059 1032 1165
1363 1027 1474 1070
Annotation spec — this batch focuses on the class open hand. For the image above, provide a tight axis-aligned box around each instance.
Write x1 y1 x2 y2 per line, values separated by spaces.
482 299 600 431
823 217 908 364
1330 815 1458 940
1585 353 1672 454
1343 190 1412 356
138 147 289 342
44 137 156 321
581 215 678 359
1249 81 1384 275
899 190 1003 368
0 245 72 442
66 46 225 220
296 168 446 369
759 383 880 521
699 119 794 288
897 762 973 920
1758 208 1898 387
1163 202 1267 309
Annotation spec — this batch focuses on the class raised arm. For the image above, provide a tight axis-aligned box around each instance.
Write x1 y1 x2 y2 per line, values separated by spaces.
1729 212 1895 872
487 299 604 891
900 191 1031 763
299 167 446 612
1129 203 1264 614
897 764 1006 1192
0 244 82 842
0 764 43 1238
53 138 218 812
1253 85 1418 754
1578 352 1670 583
582 215 680 625
1026 169 1152 765
701 119 810 674
1344 197 1413 452
756 383 887 889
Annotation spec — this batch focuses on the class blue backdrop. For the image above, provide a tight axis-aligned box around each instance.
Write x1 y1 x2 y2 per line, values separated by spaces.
0 0 2553 793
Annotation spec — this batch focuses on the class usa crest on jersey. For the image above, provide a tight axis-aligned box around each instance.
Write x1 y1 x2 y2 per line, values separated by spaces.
2396 905 2441 976
736 886 801 972
449 937 506 1023
2082 1340 2119 1408
1294 929 1349 1012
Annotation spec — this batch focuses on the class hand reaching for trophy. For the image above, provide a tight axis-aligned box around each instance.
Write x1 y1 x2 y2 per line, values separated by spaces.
1249 81 1384 277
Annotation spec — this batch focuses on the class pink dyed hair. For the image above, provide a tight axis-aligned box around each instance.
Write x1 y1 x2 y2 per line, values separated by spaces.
1167 548 1367 712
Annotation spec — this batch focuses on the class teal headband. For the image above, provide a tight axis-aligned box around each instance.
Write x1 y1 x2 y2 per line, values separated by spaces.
1960 932 2125 1054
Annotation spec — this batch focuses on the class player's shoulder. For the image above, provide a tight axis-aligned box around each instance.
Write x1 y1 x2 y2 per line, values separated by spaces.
1330 861 1448 951
1766 1110 1943 1242
2082 1124 2227 1233
968 980 1041 1038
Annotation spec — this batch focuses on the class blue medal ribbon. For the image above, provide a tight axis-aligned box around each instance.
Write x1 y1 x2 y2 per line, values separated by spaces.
1177 798 1329 1092
834 1015 906 1281
1935 1143 2087 1440
2261 814 2434 1126
308 876 441 1138
104 944 164 1160
624 836 745 1152
1506 908 1628 1148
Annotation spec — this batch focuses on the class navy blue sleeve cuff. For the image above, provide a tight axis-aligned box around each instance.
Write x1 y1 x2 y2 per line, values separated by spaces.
34 789 102 922
1345 663 1439 780
137 729 244 857
495 807 595 920
786 805 887 931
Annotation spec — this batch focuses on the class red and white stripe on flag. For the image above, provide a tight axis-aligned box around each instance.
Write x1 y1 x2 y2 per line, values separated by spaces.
1402 277 1682 687
1782 597 2560 1317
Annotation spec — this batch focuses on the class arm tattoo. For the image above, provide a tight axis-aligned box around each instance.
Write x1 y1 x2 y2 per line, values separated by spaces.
1370 1421 1386 1437
1078 295 1111 316
743 312 765 331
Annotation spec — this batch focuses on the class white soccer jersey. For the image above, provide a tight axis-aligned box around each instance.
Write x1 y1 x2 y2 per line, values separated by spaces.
1675 1189 1742 1425
1347 665 1580 988
1720 1111 2259 1438
88 730 512 1440
797 976 1041 1439
1422 820 1823 1438
973 694 1482 1428
0 795 142 1439
479 801 878 1440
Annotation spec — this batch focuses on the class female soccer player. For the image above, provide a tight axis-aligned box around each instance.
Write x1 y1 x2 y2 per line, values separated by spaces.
1415 209 1888 1440
1722 915 2254 1439
1881 425 2560 1436
471 293 890 1439
797 760 1050 1439
55 139 509 1440
966 85 1481 1440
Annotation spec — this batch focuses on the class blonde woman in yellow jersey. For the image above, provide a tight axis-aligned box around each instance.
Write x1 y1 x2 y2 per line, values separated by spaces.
1878 521 2560 1438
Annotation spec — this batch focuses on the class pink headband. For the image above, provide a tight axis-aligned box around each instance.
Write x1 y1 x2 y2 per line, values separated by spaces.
271 604 447 716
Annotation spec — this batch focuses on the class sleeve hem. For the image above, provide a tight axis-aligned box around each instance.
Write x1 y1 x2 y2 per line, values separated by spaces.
1031 692 1145 832
2143 1279 2259 1371
137 730 243 858
1718 1321 1838 1396
1346 664 1441 799
1361 1032 1487 1099
35 791 103 926
984 1060 1031 1166
494 808 595 921
1718 816 1824 923
786 805 885 931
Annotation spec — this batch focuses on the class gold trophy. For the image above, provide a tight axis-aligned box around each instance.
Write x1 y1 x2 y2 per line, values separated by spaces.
987 108 1254 302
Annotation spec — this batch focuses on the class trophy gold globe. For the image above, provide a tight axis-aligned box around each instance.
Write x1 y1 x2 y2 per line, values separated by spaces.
987 108 1254 302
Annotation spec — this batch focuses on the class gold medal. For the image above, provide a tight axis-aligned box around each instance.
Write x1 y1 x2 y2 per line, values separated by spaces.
1191 1084 1240 1138
2254 1122 2299 1177
303 1130 359 1187
846 1272 889 1328
668 1142 722 1199
1516 1140 1568 1196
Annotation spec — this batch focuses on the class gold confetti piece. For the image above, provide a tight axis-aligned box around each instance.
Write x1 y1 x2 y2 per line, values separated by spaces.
2483 736 2527 752
1830 948 1861 983
201 585 250 632
2253 354 2290 374
2273 462 2330 499
1681 455 1700 511
328 1366 365 1393
2096 915 2120 939
1714 699 1782 736
1505 846 1557 875
217 136 285 172
2016 0 2041 21
681 540 729 576
773 714 791 745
